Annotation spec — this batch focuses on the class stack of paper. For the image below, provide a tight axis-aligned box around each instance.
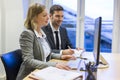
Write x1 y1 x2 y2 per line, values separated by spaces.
31 66 82 80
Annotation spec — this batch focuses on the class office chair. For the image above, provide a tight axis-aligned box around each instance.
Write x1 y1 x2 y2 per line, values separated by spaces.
0 49 22 80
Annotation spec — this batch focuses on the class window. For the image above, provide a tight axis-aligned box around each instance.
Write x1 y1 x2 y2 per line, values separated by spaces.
85 0 113 52
53 0 113 52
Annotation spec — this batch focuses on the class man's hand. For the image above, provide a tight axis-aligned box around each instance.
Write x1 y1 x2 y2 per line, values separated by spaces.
62 49 74 55
76 47 84 50
61 55 76 60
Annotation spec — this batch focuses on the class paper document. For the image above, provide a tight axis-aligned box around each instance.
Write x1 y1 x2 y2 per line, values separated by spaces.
67 58 82 70
32 66 82 80
72 49 84 58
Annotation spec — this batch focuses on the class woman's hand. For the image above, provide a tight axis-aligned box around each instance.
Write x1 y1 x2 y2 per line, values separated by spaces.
62 49 74 55
55 63 71 70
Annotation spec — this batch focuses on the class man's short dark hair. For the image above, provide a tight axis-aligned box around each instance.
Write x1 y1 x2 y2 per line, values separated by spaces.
50 4 64 15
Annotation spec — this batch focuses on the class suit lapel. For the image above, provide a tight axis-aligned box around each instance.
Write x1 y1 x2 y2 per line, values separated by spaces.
47 25 56 48
60 27 64 48
33 32 44 61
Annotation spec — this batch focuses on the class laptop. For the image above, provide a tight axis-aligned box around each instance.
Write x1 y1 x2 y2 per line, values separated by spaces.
67 17 109 70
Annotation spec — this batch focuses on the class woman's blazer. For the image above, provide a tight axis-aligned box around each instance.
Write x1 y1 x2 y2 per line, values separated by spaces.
16 29 61 80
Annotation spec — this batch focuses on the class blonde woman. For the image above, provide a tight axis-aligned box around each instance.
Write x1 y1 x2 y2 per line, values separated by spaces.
16 3 76 80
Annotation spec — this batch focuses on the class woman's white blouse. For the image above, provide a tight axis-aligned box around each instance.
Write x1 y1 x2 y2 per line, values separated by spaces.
34 29 51 62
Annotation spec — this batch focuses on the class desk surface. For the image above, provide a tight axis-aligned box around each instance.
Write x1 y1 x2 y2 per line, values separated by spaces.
23 53 120 80
97 53 120 80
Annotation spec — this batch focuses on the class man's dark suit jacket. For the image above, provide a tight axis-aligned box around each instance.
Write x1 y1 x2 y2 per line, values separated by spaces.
42 24 73 53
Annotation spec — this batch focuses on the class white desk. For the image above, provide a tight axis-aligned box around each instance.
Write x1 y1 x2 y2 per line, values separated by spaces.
23 53 120 80
97 53 120 80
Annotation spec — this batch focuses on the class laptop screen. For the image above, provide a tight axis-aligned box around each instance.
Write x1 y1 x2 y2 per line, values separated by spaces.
93 17 102 66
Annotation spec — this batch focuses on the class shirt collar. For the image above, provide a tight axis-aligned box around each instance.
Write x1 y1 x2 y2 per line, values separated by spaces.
34 29 46 38
50 21 60 32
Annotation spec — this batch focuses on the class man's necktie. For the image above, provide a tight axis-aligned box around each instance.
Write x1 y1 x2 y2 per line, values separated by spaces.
54 31 59 49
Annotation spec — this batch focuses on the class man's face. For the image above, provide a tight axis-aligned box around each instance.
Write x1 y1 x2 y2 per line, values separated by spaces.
50 11 64 28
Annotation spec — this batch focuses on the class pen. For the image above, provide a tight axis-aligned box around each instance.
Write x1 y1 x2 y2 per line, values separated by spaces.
67 46 71 49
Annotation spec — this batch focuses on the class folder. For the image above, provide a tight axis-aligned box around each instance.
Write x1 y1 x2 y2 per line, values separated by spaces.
31 66 83 80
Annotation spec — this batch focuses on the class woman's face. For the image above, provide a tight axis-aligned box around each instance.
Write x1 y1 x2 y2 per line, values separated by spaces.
36 9 49 27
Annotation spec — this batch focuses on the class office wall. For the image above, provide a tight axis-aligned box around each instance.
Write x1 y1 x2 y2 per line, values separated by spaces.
0 0 24 54
0 4 1 54
0 0 24 79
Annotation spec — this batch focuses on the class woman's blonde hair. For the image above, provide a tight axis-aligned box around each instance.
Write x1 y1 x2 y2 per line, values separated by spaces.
24 3 45 30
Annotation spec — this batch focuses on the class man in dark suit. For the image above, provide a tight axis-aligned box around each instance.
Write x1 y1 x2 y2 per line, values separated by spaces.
42 4 73 54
